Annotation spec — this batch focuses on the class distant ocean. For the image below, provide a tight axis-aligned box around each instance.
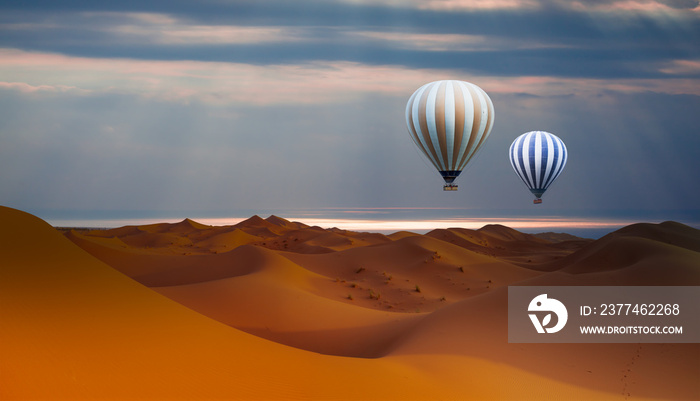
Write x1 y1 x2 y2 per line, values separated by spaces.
40 208 700 240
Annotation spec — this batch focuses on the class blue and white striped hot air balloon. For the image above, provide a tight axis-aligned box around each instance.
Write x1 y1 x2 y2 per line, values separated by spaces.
509 131 567 204
406 80 495 191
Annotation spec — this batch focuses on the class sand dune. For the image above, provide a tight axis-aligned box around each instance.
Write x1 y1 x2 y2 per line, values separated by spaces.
388 286 699 400
154 264 423 357
3 205 699 400
426 225 590 268
539 221 700 284
194 227 262 252
0 206 473 400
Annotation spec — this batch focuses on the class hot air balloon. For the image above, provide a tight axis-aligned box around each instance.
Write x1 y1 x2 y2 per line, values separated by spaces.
509 131 567 204
405 80 495 191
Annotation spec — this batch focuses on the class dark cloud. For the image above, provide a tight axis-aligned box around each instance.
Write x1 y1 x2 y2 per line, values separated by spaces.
541 0 699 10
657 0 699 9
1 21 698 80
2 1 698 81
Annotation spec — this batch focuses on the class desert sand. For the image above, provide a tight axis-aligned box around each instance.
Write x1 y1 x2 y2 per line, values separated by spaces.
1 205 698 400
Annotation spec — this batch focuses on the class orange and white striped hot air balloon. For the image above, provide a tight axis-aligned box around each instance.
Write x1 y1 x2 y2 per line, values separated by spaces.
405 80 495 190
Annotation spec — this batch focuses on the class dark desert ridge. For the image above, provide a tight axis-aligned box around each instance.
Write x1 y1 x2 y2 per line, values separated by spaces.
1 206 698 400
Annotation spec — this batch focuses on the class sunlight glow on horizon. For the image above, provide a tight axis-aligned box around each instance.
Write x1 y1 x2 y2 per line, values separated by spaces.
263 217 649 232
47 215 664 235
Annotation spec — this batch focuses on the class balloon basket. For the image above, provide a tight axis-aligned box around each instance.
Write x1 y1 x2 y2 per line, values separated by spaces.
443 184 458 191
533 199 542 204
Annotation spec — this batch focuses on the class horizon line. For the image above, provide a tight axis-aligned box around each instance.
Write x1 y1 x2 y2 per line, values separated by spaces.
45 215 696 237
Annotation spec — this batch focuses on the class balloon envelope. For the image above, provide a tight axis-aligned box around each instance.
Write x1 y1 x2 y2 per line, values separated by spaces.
405 80 495 186
509 131 567 199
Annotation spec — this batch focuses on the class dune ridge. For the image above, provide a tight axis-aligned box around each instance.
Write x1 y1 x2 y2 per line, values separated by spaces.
3 205 699 400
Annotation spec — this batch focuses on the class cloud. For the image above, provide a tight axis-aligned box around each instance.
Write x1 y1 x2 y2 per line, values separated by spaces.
339 0 699 12
348 31 571 51
80 12 311 45
659 0 700 9
2 48 699 115
0 49 429 104
659 59 700 75
2 11 314 46
340 0 541 11
2 3 697 82
350 31 490 51
556 0 700 13
0 81 89 94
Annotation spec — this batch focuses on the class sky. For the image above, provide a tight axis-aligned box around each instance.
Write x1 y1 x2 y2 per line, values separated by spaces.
1 0 699 228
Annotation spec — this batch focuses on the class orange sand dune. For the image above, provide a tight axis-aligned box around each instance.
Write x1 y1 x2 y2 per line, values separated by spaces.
426 225 590 267
538 221 700 284
194 227 262 252
234 214 300 237
390 222 700 398
0 206 476 400
67 230 260 286
281 234 542 314
3 205 699 400
388 287 699 400
154 265 423 357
